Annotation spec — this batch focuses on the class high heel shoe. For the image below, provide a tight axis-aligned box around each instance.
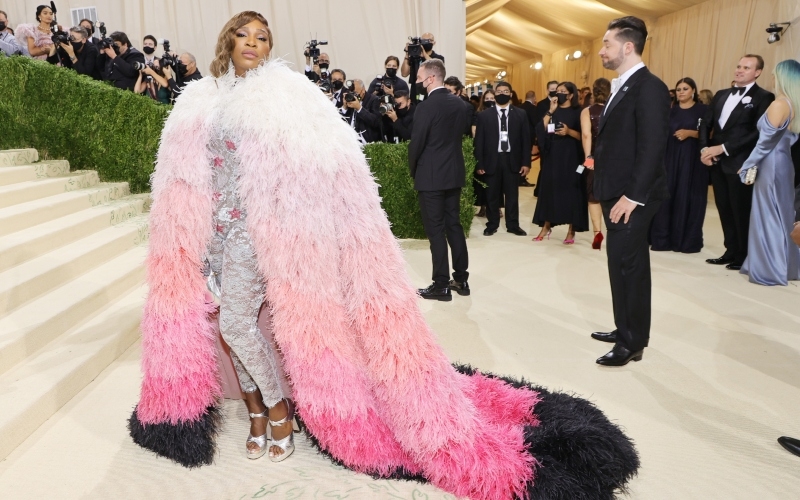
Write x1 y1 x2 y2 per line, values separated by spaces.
268 399 296 462
246 409 269 460
592 231 604 250
533 229 551 242
563 233 575 245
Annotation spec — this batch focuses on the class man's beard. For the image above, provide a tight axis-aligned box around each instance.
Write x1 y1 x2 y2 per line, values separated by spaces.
602 51 625 71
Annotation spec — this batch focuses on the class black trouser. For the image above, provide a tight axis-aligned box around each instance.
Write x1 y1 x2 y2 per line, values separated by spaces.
602 198 662 352
418 188 469 286
485 154 521 231
709 165 753 264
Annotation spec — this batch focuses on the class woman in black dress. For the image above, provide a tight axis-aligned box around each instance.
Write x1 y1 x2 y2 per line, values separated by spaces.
532 82 587 243
580 78 612 250
649 77 709 253
473 90 496 217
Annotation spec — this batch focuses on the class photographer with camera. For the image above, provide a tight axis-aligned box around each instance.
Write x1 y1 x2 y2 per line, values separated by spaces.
340 79 381 144
367 56 409 96
99 31 145 91
135 58 171 104
303 39 329 83
401 32 444 102
58 26 100 80
0 10 22 56
383 90 414 142
329 68 347 109
165 51 202 100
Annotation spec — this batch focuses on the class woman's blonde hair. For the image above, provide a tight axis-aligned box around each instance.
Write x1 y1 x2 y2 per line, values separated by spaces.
774 59 800 134
210 11 273 78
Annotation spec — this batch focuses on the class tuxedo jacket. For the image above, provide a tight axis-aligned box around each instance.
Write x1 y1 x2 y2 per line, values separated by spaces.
699 83 775 175
593 66 670 204
473 106 532 176
408 88 467 191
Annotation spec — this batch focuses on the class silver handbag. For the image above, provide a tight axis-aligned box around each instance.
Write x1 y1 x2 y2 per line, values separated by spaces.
744 166 758 185
204 259 222 306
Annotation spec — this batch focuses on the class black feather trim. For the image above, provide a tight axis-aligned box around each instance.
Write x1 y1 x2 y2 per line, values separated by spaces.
453 363 640 500
128 405 222 468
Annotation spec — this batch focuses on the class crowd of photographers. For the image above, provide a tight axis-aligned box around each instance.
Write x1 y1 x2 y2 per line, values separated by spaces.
0 6 200 105
303 33 477 145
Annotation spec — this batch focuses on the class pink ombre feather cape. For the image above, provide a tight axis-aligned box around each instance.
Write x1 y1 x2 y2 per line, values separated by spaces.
129 59 638 500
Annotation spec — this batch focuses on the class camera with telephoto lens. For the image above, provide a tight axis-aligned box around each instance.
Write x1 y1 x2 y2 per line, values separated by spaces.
379 94 395 115
47 2 69 46
318 80 331 93
304 39 328 61
159 40 187 76
343 80 358 102
97 21 114 50
407 36 423 59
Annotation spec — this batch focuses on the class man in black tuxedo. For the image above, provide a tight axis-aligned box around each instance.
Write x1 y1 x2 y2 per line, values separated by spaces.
408 59 470 301
590 16 670 366
700 55 774 270
444 76 476 137
474 81 531 236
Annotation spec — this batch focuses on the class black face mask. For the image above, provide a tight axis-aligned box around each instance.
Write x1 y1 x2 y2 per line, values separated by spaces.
332 80 344 91
422 43 433 52
495 94 511 105
557 93 569 105
484 101 495 108
548 90 558 98
385 67 397 79
0 22 6 32
397 106 409 117
143 46 155 55
318 62 329 71
415 81 428 97
70 41 83 50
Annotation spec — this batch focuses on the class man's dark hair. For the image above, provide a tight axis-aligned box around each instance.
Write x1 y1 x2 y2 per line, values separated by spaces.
559 81 581 108
444 76 463 93
470 94 480 103
546 80 558 88
330 68 346 80
607 16 648 55
110 31 132 47
394 90 409 99
79 18 94 34
419 59 446 81
384 55 400 67
495 81 512 92
143 35 157 47
743 54 765 71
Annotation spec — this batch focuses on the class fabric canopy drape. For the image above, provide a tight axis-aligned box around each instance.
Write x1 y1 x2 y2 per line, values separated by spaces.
4 0 467 87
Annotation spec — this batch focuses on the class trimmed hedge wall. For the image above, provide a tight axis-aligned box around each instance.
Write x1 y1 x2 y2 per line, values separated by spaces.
0 56 474 238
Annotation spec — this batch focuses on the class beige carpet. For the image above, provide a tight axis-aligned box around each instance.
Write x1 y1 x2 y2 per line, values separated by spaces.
1 185 799 499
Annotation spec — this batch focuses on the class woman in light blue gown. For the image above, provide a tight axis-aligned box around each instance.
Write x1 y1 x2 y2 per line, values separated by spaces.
739 59 800 286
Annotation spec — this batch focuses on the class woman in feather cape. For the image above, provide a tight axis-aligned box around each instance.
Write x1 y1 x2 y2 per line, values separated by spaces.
129 11 640 500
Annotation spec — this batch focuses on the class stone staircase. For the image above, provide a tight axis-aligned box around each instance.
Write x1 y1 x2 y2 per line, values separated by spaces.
0 149 148 461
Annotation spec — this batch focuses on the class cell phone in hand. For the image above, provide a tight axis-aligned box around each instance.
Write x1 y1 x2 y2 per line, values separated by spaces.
555 122 565 130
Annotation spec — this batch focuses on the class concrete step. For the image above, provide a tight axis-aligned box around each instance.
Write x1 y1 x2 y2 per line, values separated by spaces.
0 246 147 376
0 214 149 317
0 149 39 167
0 197 145 274
0 171 99 209
0 182 130 238
0 283 146 461
0 160 70 186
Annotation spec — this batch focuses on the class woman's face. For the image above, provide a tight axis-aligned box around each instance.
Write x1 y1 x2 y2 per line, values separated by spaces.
675 82 694 103
484 92 495 104
231 20 271 77
39 7 54 24
557 85 572 106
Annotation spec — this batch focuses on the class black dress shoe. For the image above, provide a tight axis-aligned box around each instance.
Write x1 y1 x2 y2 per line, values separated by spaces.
706 256 734 265
483 228 497 236
596 344 643 366
418 283 452 301
449 280 470 296
726 263 742 270
591 331 618 343
507 227 527 236
778 436 800 458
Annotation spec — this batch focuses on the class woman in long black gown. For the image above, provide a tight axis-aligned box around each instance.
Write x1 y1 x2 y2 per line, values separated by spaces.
532 82 588 243
650 77 708 253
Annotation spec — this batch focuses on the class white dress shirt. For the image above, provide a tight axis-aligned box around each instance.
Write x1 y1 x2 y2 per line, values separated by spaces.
496 104 511 152
718 82 755 155
604 61 645 115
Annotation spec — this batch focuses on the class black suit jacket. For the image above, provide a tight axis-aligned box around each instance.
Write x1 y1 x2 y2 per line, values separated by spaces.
519 101 538 141
473 106 531 176
64 42 101 80
699 83 775 175
594 66 670 204
408 88 467 191
101 47 146 91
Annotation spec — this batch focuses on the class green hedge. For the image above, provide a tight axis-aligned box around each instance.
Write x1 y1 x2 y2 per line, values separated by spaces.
0 56 474 238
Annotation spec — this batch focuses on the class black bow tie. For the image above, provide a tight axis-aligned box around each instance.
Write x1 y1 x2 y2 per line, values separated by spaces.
732 87 746 96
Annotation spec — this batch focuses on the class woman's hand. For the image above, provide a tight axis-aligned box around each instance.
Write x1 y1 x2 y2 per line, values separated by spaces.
674 129 698 141
555 123 569 136
549 97 558 114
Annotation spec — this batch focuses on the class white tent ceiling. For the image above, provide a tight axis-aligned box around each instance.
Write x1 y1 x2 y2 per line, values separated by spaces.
466 0 710 81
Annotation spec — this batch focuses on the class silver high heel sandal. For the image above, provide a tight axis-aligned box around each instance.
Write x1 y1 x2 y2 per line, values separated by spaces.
246 409 268 460
268 399 296 463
